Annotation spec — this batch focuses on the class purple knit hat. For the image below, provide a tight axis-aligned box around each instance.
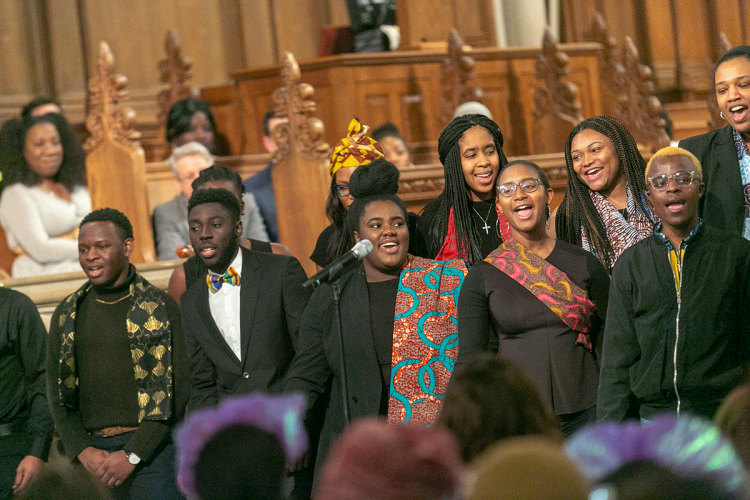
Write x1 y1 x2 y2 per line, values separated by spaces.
565 414 749 498
175 392 308 498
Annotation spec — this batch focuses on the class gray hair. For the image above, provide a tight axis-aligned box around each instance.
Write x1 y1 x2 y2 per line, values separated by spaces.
168 141 214 178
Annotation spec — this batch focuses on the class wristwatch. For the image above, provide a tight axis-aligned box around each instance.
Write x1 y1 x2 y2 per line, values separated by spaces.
125 451 141 465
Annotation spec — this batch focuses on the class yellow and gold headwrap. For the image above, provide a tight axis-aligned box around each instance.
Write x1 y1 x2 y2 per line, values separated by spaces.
329 118 385 177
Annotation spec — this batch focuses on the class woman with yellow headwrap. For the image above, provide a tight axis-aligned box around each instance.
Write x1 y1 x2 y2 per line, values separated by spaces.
310 118 426 270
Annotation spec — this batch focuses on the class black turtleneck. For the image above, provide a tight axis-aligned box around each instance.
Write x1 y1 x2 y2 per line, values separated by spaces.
47 265 188 462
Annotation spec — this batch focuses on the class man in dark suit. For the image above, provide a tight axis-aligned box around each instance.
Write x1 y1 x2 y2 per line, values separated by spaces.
180 188 311 410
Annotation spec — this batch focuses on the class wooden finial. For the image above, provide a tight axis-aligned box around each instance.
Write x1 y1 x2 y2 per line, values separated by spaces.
440 29 482 126
84 42 140 151
617 37 670 149
271 52 330 163
533 27 583 125
157 29 194 137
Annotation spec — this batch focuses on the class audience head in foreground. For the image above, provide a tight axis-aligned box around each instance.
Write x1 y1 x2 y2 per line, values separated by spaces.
715 383 750 471
175 392 308 500
438 354 562 462
15 463 113 500
316 418 464 500
566 414 749 500
468 436 589 500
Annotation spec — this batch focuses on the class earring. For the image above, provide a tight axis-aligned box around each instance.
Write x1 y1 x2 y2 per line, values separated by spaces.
721 111 725 120
545 205 551 229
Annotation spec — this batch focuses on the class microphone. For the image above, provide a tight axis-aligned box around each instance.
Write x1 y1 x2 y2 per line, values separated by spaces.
303 240 373 288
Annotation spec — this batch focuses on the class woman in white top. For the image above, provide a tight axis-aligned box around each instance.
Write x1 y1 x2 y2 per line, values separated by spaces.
0 113 90 277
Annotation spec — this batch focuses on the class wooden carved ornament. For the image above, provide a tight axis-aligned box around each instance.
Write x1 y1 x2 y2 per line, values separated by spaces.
84 42 140 152
440 29 482 126
533 28 583 126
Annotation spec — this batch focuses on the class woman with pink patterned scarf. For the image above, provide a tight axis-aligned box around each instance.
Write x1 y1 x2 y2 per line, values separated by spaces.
553 115 658 271
458 160 610 436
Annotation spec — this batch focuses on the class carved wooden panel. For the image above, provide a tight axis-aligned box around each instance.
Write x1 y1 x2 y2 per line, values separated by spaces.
440 30 482 127
270 53 331 275
84 42 156 263
531 29 583 154
617 37 670 150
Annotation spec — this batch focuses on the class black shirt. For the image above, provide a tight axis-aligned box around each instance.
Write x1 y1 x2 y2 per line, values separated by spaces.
366 278 399 415
0 288 52 460
470 199 503 258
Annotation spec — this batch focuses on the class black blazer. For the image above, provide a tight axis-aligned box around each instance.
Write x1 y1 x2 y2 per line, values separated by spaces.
679 125 745 235
284 265 383 474
181 246 311 410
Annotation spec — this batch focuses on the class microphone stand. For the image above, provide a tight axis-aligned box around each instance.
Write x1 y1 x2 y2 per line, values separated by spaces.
330 278 351 425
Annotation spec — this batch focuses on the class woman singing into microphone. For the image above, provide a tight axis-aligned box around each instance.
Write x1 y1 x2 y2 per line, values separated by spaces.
285 159 468 483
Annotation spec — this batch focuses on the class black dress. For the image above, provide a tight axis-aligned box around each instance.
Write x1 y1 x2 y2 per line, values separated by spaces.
457 241 609 421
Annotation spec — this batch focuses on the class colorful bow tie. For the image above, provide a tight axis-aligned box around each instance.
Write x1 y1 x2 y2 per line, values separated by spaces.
207 267 240 293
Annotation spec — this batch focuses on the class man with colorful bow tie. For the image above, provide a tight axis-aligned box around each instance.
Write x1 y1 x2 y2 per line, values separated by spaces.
181 188 311 411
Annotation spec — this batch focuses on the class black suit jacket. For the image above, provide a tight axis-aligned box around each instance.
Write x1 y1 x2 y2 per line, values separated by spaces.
181 246 311 410
679 125 745 235
284 264 383 474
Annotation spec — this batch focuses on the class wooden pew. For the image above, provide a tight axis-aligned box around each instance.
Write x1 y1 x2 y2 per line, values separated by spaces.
83 42 157 263
202 41 603 158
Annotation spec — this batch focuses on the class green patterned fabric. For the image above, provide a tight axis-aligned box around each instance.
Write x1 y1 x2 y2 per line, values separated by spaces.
55 272 173 422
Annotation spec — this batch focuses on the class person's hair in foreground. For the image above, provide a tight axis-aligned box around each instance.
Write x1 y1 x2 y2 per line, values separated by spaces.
715 383 750 471
175 393 308 500
468 436 589 500
15 463 113 500
420 113 508 264
316 418 464 500
566 414 749 500
438 354 562 462
556 115 654 269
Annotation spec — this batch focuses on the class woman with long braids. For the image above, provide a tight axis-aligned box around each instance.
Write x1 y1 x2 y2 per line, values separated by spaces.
419 114 510 265
554 115 656 271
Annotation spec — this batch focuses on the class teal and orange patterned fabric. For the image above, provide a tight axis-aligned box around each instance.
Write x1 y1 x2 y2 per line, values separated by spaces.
387 255 468 425
484 238 595 350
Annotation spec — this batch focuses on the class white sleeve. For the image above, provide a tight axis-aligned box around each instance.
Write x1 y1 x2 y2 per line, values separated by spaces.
0 186 79 264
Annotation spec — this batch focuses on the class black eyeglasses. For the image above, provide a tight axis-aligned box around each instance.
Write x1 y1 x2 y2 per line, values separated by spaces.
647 171 700 191
497 178 542 197
334 184 350 197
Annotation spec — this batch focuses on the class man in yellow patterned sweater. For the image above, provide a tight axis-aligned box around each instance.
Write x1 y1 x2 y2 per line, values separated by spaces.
47 208 189 500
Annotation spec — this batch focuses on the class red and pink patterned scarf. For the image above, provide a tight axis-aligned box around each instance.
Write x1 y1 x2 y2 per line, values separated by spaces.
436 206 512 261
485 238 595 350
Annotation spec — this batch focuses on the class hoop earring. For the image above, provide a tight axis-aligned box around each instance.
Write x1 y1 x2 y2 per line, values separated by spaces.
721 111 725 120
496 218 502 238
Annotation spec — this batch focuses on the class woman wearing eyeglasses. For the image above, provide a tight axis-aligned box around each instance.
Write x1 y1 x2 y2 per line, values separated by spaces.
458 160 610 435
310 118 426 271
